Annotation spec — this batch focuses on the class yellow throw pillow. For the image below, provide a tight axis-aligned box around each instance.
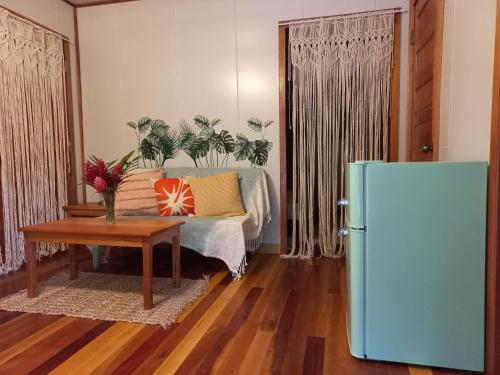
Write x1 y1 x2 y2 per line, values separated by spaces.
187 172 246 217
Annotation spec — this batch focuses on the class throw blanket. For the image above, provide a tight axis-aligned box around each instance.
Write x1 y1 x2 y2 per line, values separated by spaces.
117 168 271 278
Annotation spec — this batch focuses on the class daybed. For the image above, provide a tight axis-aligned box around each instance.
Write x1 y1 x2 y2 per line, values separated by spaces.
94 167 271 278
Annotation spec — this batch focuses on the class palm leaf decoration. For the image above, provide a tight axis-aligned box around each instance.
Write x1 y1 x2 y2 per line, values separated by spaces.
264 120 274 128
250 139 273 166
235 118 274 167
127 116 179 167
178 119 209 167
137 116 152 133
247 117 263 133
139 138 158 162
213 130 235 154
234 134 256 161
186 115 234 167
191 137 210 159
193 115 211 129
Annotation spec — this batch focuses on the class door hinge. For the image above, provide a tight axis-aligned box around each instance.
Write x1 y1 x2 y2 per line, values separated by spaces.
410 29 416 45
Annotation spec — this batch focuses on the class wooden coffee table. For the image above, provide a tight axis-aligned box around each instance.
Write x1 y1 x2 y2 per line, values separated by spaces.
20 218 184 310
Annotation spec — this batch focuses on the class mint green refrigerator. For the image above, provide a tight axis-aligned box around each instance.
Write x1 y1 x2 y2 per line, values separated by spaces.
341 161 487 372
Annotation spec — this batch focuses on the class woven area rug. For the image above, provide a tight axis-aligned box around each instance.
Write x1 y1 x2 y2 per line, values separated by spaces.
0 272 208 328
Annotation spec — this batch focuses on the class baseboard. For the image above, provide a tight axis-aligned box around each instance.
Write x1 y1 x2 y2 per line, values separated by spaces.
257 243 280 254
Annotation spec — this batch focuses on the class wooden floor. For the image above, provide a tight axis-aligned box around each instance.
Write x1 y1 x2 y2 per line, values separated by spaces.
0 247 478 374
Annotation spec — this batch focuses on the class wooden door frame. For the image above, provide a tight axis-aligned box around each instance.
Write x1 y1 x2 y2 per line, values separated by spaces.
63 41 78 205
279 25 288 254
486 2 500 374
406 0 445 161
278 15 402 254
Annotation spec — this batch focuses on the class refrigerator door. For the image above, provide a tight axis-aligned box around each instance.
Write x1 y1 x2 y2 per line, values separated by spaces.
364 162 487 372
345 227 365 358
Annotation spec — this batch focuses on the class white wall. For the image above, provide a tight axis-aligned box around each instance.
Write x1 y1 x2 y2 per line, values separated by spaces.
78 0 410 244
0 0 84 202
439 0 496 162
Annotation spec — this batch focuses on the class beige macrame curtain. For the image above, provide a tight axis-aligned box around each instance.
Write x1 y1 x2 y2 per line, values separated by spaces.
287 10 395 259
0 9 69 275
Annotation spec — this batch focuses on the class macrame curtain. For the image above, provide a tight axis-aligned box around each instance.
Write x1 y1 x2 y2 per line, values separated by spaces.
287 10 395 258
0 9 69 275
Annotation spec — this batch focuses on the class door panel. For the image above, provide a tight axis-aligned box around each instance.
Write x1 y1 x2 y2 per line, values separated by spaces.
407 0 444 161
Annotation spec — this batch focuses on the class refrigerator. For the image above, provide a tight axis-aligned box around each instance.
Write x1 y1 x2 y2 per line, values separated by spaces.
341 161 487 372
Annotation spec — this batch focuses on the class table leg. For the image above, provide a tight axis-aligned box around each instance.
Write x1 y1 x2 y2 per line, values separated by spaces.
69 245 78 280
142 242 153 310
25 239 37 298
172 234 181 288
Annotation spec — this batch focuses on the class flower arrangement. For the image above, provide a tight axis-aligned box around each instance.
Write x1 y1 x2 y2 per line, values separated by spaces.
83 151 138 223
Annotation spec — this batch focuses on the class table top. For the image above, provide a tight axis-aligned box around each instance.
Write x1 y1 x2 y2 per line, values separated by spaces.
20 218 184 238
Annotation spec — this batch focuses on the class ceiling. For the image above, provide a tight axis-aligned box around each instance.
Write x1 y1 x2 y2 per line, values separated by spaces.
64 0 138 7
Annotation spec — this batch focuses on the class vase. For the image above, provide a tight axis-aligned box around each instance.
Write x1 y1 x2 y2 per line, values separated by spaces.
103 193 116 224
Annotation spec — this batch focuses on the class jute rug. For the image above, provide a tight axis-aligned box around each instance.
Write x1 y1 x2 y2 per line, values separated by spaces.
0 272 208 328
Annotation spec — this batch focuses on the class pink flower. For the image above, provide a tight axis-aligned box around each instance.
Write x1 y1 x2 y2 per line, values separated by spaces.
93 176 108 193
83 161 97 184
110 164 123 184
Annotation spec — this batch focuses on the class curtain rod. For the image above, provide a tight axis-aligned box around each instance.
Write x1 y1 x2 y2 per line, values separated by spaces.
0 4 72 43
278 7 406 26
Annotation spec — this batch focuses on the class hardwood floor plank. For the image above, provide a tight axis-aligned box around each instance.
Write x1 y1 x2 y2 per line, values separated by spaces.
49 322 145 374
409 367 434 375
259 259 299 332
0 313 62 353
0 318 102 374
238 329 274 375
110 324 178 375
176 271 228 323
0 316 76 366
28 321 115 375
90 324 160 375
302 336 326 375
177 287 263 374
131 282 229 374
151 254 268 375
0 310 23 325
211 256 284 374
282 261 319 373
262 289 301 374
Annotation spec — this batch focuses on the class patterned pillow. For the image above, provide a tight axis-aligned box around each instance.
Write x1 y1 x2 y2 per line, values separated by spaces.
115 168 163 216
153 177 195 216
187 172 245 217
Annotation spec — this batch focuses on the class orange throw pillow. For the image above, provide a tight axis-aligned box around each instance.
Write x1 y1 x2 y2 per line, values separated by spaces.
153 178 195 216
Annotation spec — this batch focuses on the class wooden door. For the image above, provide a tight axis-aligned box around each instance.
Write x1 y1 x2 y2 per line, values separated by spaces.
407 0 445 161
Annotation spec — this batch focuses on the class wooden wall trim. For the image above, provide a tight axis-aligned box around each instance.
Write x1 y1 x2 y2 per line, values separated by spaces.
486 2 500 374
71 0 139 8
431 0 445 161
405 1 415 162
279 25 288 255
63 41 78 205
61 0 75 7
73 7 86 203
389 13 401 162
